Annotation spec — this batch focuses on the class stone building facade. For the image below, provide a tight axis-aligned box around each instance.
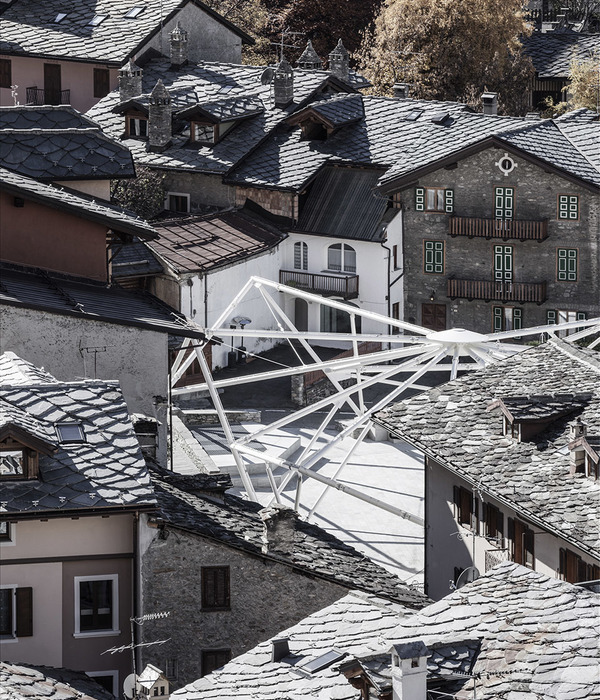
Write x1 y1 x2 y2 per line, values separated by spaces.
393 147 600 333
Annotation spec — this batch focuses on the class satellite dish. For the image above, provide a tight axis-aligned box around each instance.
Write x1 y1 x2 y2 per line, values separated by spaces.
456 566 480 589
123 674 136 700
232 316 252 327
261 67 275 85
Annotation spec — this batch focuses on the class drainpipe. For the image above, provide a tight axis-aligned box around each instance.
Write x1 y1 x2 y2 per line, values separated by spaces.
379 233 392 347
132 511 141 679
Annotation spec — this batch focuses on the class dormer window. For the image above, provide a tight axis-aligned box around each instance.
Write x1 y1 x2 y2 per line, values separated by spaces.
0 449 24 476
300 120 328 141
127 115 148 137
56 423 85 443
0 443 39 480
190 122 215 144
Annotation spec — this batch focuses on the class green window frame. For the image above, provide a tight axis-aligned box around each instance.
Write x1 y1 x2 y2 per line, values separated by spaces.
424 240 444 274
557 194 579 220
493 306 522 332
494 187 514 220
557 248 577 281
494 245 513 281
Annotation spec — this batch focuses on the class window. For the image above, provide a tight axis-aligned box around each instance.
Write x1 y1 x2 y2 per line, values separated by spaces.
88 15 108 26
320 304 361 334
166 193 190 213
493 306 522 332
93 68 110 99
164 659 178 680
423 240 444 274
0 449 24 476
293 241 308 270
392 244 399 270
124 6 146 18
327 244 356 273
0 59 11 89
391 302 401 334
0 522 12 543
483 502 503 542
0 443 39 480
547 310 586 337
56 423 85 443
557 248 577 281
494 187 514 220
509 518 534 568
54 12 68 22
86 672 118 696
190 122 216 144
201 567 230 610
453 486 478 529
201 649 231 676
127 116 148 137
0 586 32 638
557 194 579 220
415 187 453 213
75 575 118 635
494 245 513 282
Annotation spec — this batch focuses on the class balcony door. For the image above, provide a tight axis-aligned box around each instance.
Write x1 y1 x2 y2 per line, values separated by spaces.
44 64 61 105
494 245 513 282
494 187 514 220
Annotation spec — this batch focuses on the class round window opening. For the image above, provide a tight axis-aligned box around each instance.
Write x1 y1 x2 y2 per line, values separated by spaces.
495 153 516 176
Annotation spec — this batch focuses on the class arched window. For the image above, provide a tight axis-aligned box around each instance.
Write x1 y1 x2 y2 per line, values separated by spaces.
293 241 308 270
327 244 356 273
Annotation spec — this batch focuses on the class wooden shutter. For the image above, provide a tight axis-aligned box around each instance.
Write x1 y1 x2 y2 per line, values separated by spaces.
444 189 454 213
94 68 110 98
559 548 566 579
415 187 425 211
16 587 33 637
497 510 504 537
424 241 444 273
493 307 503 332
202 567 230 609
546 310 557 325
524 526 534 568
0 59 11 89
453 485 460 520
557 249 577 281
513 308 522 330
44 64 62 105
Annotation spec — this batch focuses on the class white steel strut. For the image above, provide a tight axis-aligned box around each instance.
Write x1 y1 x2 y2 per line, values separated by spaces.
170 276 600 524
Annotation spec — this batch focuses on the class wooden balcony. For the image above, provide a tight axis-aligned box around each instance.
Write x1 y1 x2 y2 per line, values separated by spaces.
447 279 547 303
448 216 548 241
26 87 71 105
279 270 359 299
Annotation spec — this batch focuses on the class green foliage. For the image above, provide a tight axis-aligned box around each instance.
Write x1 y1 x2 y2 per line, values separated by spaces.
357 0 535 115
542 50 600 116
111 168 165 220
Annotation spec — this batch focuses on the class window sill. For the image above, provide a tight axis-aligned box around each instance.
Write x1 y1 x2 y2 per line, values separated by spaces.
73 629 121 638
0 635 18 643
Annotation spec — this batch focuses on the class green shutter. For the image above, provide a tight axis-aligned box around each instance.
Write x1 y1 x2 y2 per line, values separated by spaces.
546 310 557 325
415 187 425 211
557 248 577 281
576 312 586 321
493 307 503 332
444 188 454 213
424 241 444 273
513 308 522 329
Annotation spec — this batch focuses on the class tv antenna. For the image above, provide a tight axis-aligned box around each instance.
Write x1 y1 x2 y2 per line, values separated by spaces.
270 26 305 62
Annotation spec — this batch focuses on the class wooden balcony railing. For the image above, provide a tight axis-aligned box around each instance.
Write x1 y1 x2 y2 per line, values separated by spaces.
448 216 548 241
279 270 359 299
447 279 547 303
26 87 71 105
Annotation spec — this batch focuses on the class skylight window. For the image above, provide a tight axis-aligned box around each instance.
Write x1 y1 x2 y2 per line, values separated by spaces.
218 85 234 94
54 12 68 23
56 423 86 443
124 6 146 18
405 109 423 121
88 14 108 26
297 650 346 674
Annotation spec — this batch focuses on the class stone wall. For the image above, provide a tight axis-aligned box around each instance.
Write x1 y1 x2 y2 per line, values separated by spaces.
396 148 600 332
163 171 236 211
140 526 350 690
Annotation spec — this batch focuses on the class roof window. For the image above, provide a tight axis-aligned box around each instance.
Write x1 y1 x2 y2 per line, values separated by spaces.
54 12 68 23
405 109 423 121
431 111 451 125
88 14 108 26
125 6 146 18
218 85 234 94
297 649 346 674
56 423 86 443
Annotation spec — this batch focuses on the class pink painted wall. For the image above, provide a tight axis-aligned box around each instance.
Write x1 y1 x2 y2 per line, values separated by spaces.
0 55 118 113
0 191 108 280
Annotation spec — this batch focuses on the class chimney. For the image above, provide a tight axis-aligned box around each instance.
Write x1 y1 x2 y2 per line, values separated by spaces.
297 39 322 70
170 21 188 69
570 417 587 441
482 92 498 116
390 642 428 700
568 418 589 475
273 57 294 108
328 39 349 82
271 638 290 662
148 80 172 152
259 503 298 556
119 59 143 101
393 83 409 99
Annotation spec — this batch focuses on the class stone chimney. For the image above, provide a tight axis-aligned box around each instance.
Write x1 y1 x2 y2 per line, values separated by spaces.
390 642 428 700
329 39 349 82
273 57 294 108
148 80 172 152
259 503 298 556
170 21 188 69
482 92 498 116
393 83 410 99
297 39 322 70
119 59 143 101
569 417 587 441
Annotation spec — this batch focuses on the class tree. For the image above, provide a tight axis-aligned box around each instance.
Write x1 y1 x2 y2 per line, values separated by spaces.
357 0 535 115
543 50 600 115
111 167 165 220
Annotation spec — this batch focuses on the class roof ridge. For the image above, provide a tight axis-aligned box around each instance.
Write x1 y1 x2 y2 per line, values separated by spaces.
555 119 600 174
549 337 600 373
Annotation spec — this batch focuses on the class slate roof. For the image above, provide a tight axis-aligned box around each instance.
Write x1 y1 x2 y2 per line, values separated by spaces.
295 167 389 241
523 31 600 78
0 0 252 65
225 95 600 194
86 58 358 177
0 351 58 386
0 662 114 700
0 106 135 180
114 207 284 277
150 467 429 608
111 238 165 278
374 339 600 559
0 262 203 338
0 167 157 239
0 353 156 518
170 562 600 700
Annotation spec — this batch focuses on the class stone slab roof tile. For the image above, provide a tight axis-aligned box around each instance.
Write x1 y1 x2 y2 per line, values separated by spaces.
0 0 252 64
374 340 600 558
0 351 58 386
0 362 156 516
523 31 600 78
150 467 429 608
0 662 115 700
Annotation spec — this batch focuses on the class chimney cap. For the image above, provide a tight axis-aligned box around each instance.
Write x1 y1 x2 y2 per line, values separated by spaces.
150 79 171 104
330 38 349 57
297 39 322 69
171 20 188 38
482 92 498 102
390 641 428 660
120 58 142 75
271 638 290 662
